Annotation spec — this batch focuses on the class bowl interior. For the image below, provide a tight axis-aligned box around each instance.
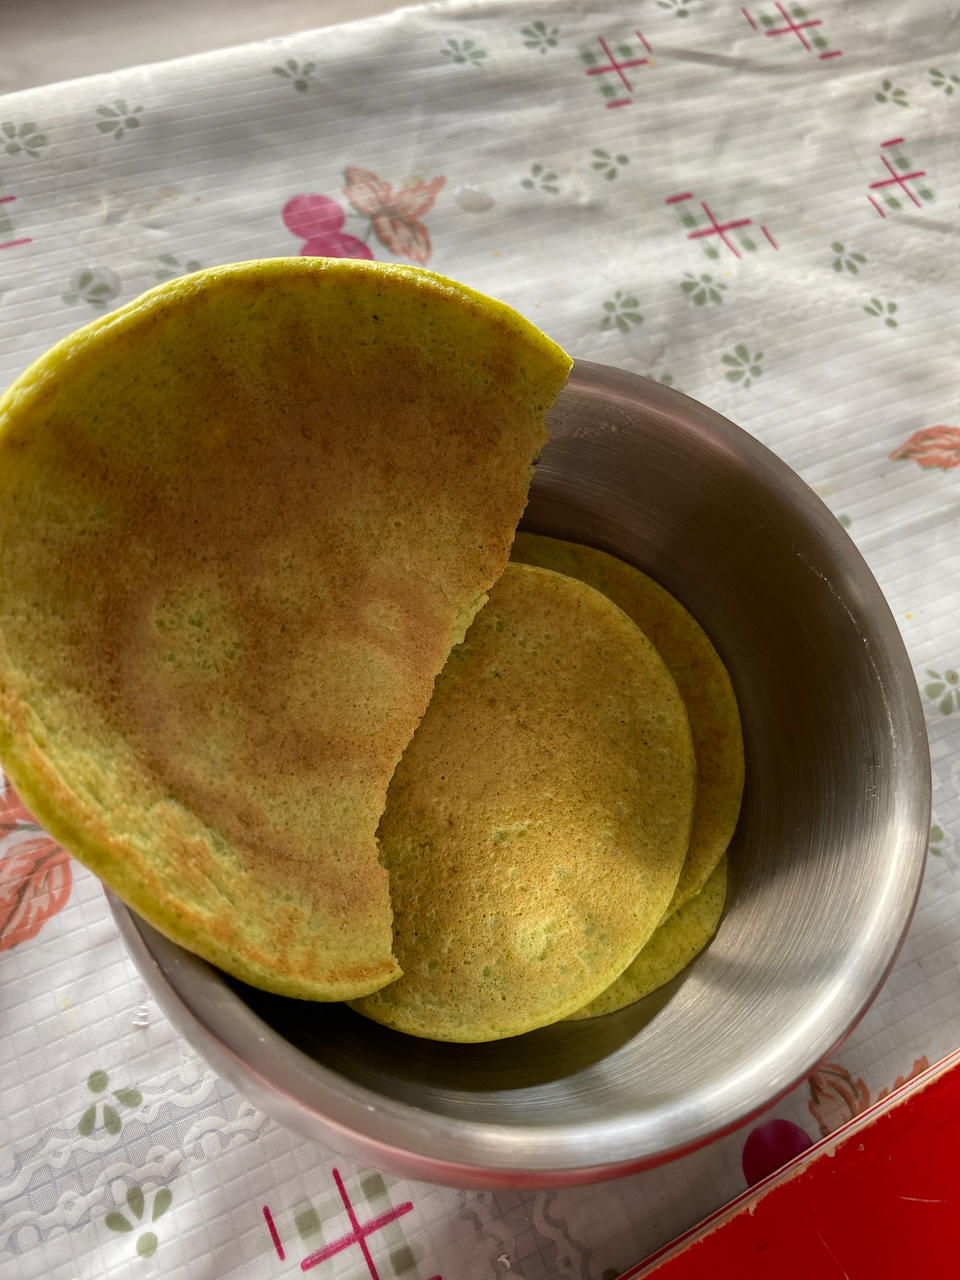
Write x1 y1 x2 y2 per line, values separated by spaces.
112 362 930 1187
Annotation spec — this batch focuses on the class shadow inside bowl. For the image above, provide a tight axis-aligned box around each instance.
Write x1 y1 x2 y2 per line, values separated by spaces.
231 970 685 1095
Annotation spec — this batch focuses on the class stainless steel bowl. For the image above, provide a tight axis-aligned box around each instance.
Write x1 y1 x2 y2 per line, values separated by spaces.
110 361 930 1188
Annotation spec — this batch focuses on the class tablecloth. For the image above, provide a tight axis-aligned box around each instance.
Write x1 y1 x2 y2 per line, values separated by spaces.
1 1 958 1275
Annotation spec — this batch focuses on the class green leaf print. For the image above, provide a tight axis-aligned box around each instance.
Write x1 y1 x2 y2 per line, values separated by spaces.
152 1188 173 1221
62 267 121 311
154 254 203 282
104 1185 173 1258
272 58 316 92
863 297 899 328
2 120 48 157
721 345 764 388
521 21 559 53
923 669 960 715
591 148 629 180
875 78 908 107
831 242 867 274
600 291 643 334
681 272 726 305
113 1087 143 1107
442 38 487 66
520 162 559 194
93 100 143 140
929 67 960 95
76 1067 142 1135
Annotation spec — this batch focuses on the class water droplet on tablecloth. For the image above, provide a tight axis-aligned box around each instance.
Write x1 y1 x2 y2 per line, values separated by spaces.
456 186 495 213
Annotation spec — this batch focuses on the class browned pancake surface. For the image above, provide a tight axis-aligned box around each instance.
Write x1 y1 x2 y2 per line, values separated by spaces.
0 259 571 998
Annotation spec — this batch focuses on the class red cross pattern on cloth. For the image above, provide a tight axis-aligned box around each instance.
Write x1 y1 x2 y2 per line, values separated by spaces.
582 30 653 108
741 3 842 60
665 192 778 258
262 1169 441 1279
867 138 933 217
0 196 32 250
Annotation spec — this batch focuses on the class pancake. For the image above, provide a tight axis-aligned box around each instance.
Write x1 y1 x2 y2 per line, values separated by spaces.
568 855 727 1020
351 562 697 1042
0 258 571 1001
511 534 743 915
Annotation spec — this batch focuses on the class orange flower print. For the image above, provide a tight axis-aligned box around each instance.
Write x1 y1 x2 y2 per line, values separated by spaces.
0 834 72 950
807 1061 870 1137
875 1056 930 1104
342 166 445 266
889 426 960 470
0 770 72 951
808 1056 932 1138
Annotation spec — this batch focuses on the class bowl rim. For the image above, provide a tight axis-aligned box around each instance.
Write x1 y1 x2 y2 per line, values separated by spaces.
108 360 931 1187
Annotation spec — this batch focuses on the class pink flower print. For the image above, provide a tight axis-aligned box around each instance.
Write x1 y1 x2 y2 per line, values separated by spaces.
0 833 72 951
282 195 373 260
0 770 72 951
741 1118 814 1188
342 167 445 265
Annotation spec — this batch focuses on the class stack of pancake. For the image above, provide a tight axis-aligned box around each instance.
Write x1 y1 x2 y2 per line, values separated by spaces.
0 259 742 1042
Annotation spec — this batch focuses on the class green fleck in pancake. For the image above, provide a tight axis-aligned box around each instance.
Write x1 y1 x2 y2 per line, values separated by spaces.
351 562 697 1042
568 855 727 1020
511 534 743 916
0 259 571 1002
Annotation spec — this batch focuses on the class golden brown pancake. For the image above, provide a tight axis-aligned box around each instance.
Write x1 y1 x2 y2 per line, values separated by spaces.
568 856 727 1020
511 534 743 915
0 259 571 1001
351 562 697 1042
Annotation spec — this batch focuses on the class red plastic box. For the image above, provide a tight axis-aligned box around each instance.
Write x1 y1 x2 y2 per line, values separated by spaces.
621 1048 960 1279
